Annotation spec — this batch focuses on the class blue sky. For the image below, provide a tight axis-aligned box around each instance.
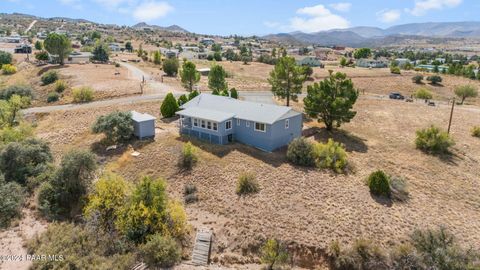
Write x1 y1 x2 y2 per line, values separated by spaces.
1 0 479 35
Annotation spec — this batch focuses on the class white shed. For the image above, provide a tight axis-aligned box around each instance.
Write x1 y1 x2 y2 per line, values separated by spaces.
131 111 156 139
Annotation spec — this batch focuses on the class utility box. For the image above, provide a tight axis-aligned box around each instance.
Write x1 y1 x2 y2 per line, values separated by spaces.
131 111 156 139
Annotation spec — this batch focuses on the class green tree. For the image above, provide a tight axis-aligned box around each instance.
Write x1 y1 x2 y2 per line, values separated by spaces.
44 33 72 65
35 50 49 62
268 56 305 106
0 181 25 228
340 57 347 67
177 94 188 106
426 75 442 85
208 64 228 93
34 40 43 50
0 95 31 127
162 58 179 77
153 51 161 65
304 71 358 130
353 48 372 59
89 31 101 40
92 42 109 62
139 234 181 268
261 239 289 270
454 85 478 105
230 88 238 99
188 90 199 100
271 48 277 58
160 93 179 118
125 41 133 52
0 51 12 68
180 61 200 91
0 138 52 185
92 111 133 144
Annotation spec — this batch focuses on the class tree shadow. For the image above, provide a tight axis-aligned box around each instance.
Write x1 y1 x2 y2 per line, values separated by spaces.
36 64 70 76
303 127 368 153
175 135 288 168
160 115 179 124
369 193 393 207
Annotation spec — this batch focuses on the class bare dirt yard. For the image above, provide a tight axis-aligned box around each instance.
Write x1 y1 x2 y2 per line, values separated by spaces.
29 94 480 268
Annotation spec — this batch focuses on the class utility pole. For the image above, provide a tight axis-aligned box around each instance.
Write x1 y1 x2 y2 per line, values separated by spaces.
448 97 455 134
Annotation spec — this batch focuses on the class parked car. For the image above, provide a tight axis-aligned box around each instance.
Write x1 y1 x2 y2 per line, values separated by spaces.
389 92 405 100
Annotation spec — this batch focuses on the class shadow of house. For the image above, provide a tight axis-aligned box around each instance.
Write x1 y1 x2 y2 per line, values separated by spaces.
303 127 368 153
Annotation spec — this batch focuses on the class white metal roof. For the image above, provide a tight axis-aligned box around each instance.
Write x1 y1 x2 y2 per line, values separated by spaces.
176 107 235 122
179 94 300 124
131 111 156 122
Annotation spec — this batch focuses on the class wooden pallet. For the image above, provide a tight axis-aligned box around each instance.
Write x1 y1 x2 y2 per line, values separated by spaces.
131 262 147 270
191 230 213 266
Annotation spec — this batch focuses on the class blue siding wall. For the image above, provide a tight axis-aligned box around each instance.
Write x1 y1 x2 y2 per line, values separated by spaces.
269 114 303 150
133 119 155 139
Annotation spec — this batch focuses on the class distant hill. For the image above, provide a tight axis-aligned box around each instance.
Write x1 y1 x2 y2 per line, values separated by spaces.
264 21 480 47
132 22 189 33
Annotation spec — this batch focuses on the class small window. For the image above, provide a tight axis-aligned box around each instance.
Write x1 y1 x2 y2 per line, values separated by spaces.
193 118 198 127
285 119 289 129
246 121 250 127
207 121 212 130
254 122 266 132
201 120 205 128
226 120 232 130
237 119 241 126
213 123 218 131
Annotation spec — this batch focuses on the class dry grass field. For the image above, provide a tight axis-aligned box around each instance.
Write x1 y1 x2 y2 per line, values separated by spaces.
31 95 480 268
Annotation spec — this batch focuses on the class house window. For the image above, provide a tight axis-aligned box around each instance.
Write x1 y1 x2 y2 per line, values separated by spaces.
237 119 241 126
285 119 289 129
201 120 205 128
213 123 218 131
193 118 198 127
254 122 266 132
207 121 212 130
246 121 250 127
225 120 232 130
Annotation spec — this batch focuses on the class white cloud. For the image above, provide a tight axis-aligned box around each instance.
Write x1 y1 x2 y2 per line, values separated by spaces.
377 9 401 23
408 0 462 16
133 1 173 22
329 2 352 12
289 4 350 33
58 0 83 10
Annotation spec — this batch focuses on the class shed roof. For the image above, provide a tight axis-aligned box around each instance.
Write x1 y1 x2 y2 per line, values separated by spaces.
177 107 235 122
131 111 156 122
178 94 300 124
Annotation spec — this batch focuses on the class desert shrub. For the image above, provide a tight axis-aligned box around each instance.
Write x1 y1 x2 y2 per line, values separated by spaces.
426 75 442 85
184 183 198 204
139 234 181 268
236 172 259 195
367 170 391 197
177 94 188 106
92 111 133 144
390 66 401 74
41 70 58 85
313 139 348 173
27 223 136 270
286 137 315 167
0 181 25 228
412 74 424 84
188 90 199 100
46 92 59 103
162 58 179 76
414 88 433 99
0 51 13 67
390 244 424 270
390 176 409 202
329 239 389 270
2 64 17 74
0 84 33 99
411 227 480 269
230 88 238 99
38 150 97 219
72 86 94 103
160 92 179 118
0 122 34 144
415 125 454 154
114 62 120 67
261 239 289 270
472 126 480 138
180 142 198 169
0 138 53 185
54 80 67 93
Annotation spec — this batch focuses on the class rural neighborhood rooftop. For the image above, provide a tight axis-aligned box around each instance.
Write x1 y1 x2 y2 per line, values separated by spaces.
131 110 156 121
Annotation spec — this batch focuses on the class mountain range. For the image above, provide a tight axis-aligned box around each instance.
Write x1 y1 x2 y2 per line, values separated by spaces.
264 21 480 47
131 22 188 33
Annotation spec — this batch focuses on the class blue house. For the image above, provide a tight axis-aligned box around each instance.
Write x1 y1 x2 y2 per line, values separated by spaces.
176 94 303 152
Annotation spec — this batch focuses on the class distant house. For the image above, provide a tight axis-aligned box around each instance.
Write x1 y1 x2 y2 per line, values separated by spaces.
394 58 411 67
197 68 210 76
297 57 323 67
415 64 449 73
176 94 302 152
14 44 32 54
356 58 388 68
200 38 215 46
6 36 21 43
435 58 446 64
160 48 179 58
131 111 156 139
108 43 121 52
65 52 92 64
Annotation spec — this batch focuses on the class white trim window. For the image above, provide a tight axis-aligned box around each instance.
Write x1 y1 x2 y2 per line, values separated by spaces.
237 119 241 126
246 121 250 127
207 121 212 130
225 120 232 130
201 120 206 128
285 119 289 129
213 123 218 131
193 118 198 127
254 122 266 132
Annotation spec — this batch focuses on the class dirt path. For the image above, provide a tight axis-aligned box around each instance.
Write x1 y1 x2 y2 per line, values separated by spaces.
120 62 179 94
26 20 37 32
